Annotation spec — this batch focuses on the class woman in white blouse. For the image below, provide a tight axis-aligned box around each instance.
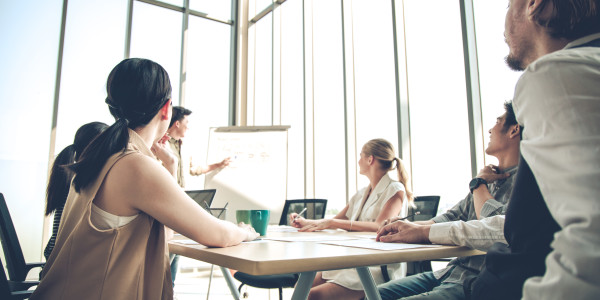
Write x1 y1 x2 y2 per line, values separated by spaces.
290 138 414 300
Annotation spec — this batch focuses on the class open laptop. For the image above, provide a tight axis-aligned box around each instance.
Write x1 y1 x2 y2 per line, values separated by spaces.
185 189 217 211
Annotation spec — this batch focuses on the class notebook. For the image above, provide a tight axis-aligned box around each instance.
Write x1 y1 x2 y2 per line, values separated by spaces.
185 189 217 211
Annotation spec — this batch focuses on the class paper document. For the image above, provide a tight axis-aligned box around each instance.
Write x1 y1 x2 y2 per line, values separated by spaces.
320 239 443 251
263 234 360 242
267 225 299 232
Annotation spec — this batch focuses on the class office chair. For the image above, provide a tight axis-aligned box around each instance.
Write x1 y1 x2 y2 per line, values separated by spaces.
1 259 35 299
0 193 45 283
234 199 327 300
406 195 443 276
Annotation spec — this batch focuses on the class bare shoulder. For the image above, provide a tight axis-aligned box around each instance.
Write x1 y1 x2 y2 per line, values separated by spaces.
104 152 174 198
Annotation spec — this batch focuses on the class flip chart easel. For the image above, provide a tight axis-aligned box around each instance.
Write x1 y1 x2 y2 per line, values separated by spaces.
204 126 289 224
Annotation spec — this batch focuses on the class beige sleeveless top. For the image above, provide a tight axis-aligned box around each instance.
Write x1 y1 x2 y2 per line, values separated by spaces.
32 129 173 300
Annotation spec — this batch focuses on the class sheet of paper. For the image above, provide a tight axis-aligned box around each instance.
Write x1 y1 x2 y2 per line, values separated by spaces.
267 225 299 232
319 239 443 251
263 234 360 242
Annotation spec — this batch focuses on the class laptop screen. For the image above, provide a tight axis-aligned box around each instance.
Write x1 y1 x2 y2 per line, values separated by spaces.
185 189 217 211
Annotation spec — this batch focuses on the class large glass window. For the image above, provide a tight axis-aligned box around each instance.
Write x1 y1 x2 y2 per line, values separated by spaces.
473 0 522 166
56 0 127 153
183 17 232 189
250 13 273 125
312 0 346 211
352 0 399 188
130 1 183 103
280 0 305 198
404 0 472 212
190 0 232 21
0 0 63 262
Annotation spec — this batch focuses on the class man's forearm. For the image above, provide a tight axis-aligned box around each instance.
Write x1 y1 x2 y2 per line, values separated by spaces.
428 215 506 251
472 185 494 219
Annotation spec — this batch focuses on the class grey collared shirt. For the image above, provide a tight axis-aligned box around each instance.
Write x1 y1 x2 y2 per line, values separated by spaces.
430 165 518 286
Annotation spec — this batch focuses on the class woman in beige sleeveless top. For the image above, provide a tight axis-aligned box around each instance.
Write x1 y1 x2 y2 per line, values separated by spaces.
31 58 258 300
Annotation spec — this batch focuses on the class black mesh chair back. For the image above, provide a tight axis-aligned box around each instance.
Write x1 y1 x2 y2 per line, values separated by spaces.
1 259 34 299
278 199 327 226
235 199 328 300
0 193 44 281
405 195 443 276
407 195 440 221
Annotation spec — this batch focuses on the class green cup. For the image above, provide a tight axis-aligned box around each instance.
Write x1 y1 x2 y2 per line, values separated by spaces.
250 210 270 236
236 210 252 225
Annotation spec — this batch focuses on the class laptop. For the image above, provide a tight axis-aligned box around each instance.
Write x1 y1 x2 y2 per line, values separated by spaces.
185 189 217 211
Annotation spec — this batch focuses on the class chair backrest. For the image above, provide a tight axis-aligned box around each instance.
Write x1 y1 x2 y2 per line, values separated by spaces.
407 196 440 221
0 193 27 281
278 199 328 226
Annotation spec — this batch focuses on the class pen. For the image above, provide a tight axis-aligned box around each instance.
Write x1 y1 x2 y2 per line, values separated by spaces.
398 211 420 221
383 212 421 226
293 207 308 221
217 202 228 219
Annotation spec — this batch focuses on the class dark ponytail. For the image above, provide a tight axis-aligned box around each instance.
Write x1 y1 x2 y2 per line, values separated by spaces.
45 121 108 215
69 58 172 192
45 145 76 215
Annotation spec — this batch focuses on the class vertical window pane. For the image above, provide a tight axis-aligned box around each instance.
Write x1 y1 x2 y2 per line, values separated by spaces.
253 13 273 125
0 0 62 261
130 1 182 103
190 0 232 21
473 0 522 165
56 0 127 153
280 0 304 198
404 0 472 213
352 0 399 187
184 17 232 188
312 0 346 211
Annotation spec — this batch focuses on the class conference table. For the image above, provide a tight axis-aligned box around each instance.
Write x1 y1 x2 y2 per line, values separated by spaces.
169 228 483 300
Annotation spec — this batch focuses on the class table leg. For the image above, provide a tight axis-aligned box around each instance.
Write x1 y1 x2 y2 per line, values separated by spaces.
219 267 240 300
291 271 316 300
356 267 382 300
206 265 214 300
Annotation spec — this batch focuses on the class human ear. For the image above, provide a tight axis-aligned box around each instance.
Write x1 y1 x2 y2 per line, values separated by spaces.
510 125 521 138
160 100 171 120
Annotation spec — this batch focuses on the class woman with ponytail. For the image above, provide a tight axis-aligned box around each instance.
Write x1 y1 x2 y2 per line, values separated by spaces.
290 138 413 300
43 121 108 260
32 58 258 300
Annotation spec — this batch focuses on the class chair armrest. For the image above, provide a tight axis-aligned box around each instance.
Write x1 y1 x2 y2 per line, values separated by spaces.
8 280 39 291
23 262 45 279
11 290 34 299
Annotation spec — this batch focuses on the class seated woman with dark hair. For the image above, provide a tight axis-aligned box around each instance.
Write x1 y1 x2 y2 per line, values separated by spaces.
43 121 108 261
32 58 258 300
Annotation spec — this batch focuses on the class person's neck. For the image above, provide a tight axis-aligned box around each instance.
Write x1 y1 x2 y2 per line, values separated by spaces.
528 33 571 66
134 122 162 149
367 170 386 191
496 146 520 170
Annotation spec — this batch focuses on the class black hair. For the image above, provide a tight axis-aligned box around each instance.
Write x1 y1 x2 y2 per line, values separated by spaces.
45 122 108 215
503 100 522 139
532 0 600 39
69 58 172 192
169 106 192 128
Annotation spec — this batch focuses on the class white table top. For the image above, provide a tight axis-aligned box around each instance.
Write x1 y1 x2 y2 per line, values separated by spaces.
169 230 484 276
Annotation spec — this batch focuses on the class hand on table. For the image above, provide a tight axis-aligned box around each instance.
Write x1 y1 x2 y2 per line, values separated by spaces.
238 222 259 241
376 220 431 244
289 213 326 231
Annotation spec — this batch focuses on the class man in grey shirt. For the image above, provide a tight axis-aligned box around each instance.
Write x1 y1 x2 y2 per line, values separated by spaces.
375 101 521 300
